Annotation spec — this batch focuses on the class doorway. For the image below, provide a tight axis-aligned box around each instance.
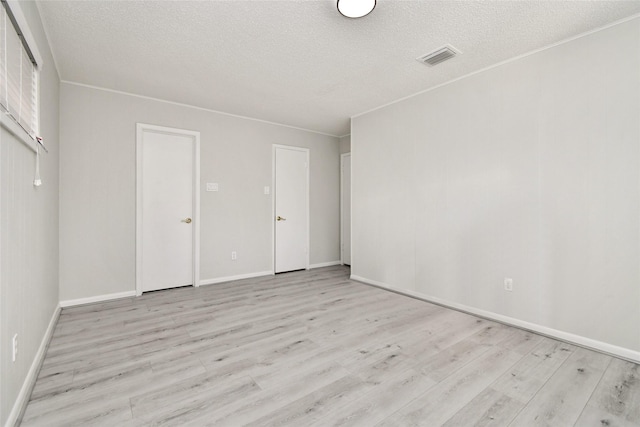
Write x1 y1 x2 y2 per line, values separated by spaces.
273 145 309 273
136 124 200 294
341 153 351 266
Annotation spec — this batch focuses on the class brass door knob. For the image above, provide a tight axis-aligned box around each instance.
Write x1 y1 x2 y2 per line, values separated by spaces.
182 218 192 224
276 216 286 221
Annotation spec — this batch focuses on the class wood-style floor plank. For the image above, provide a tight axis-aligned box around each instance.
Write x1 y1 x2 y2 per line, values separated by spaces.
491 338 576 404
577 358 640 426
244 375 373 426
196 361 351 426
442 388 523 427
19 266 640 426
376 346 524 426
308 367 436 426
508 347 612 426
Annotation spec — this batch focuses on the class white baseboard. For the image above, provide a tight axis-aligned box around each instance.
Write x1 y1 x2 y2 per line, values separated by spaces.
59 291 137 308
5 304 61 427
351 275 640 364
309 261 342 269
200 271 273 286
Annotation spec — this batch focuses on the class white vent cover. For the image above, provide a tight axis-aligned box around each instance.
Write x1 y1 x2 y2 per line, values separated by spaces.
416 45 460 67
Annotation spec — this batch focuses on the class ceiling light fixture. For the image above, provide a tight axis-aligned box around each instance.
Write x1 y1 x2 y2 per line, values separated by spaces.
337 0 376 19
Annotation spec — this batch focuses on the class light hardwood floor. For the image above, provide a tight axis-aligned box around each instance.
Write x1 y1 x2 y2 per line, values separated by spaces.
21 266 640 426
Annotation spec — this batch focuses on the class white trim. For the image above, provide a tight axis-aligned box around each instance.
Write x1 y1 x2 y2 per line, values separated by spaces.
270 146 276 275
193 131 201 289
306 144 312 272
272 144 310 273
351 275 640 364
338 133 351 139
349 119 354 268
136 125 143 295
136 123 200 296
61 81 340 138
59 291 136 308
199 271 273 286
309 261 342 269
352 14 640 120
340 153 351 265
5 304 60 427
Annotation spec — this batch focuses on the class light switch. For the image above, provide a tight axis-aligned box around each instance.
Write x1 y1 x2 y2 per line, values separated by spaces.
206 183 219 192
264 186 270 195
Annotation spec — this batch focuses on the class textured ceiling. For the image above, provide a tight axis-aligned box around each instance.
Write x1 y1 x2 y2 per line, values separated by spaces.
37 0 640 137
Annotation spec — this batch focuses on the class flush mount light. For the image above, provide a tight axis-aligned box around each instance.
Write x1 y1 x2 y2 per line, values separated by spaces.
337 0 376 18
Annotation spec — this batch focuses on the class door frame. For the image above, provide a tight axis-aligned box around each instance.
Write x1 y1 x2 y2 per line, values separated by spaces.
136 123 201 296
340 152 351 265
271 144 310 274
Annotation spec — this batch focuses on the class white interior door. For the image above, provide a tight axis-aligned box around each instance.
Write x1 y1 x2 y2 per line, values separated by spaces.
341 153 351 266
274 145 309 273
137 124 200 293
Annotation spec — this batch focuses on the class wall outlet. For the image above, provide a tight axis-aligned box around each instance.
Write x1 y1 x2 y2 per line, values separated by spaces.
264 186 270 195
231 251 237 260
504 278 513 292
206 183 219 192
12 334 18 362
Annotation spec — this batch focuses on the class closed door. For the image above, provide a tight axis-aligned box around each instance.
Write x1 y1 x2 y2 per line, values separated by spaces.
137 124 200 293
274 145 309 273
341 153 351 266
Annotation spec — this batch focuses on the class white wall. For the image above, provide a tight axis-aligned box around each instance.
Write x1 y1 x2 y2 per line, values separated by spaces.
0 2 60 424
352 19 640 358
59 83 340 301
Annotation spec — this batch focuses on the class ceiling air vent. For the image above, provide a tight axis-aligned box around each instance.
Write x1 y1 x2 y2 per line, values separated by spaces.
416 45 460 67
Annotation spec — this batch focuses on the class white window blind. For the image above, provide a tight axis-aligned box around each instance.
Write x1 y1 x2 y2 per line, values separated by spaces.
0 0 38 139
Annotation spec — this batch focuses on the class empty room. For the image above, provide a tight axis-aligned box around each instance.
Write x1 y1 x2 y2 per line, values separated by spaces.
1 0 640 426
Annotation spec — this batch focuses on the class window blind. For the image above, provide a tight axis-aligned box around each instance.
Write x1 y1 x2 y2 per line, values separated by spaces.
0 1 38 139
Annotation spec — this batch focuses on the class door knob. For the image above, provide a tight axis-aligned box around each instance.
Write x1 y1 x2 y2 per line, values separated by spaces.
276 216 286 221
182 218 192 224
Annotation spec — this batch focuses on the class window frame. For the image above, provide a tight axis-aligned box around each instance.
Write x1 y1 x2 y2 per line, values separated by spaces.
0 0 43 152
